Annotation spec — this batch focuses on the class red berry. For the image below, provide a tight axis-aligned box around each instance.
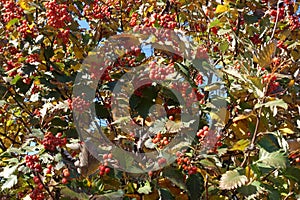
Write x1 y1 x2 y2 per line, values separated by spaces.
148 171 153 177
105 167 110 174
38 184 43 190
203 126 209 131
61 178 68 184
103 154 108 160
99 171 105 176
158 157 166 165
63 169 70 177
169 115 174 121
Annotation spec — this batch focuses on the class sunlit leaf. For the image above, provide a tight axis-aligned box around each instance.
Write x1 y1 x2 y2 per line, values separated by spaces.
215 5 229 14
220 170 248 190
6 18 19 29
1 175 17 191
229 139 250 151
257 148 287 168
137 181 152 194
253 40 277 67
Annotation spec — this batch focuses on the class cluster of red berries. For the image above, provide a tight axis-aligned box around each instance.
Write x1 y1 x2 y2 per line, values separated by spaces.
165 106 181 116
42 132 67 151
195 47 209 60
30 84 40 94
170 82 205 106
270 8 285 21
25 155 42 172
262 74 280 94
194 73 203 85
152 132 170 149
158 157 167 166
210 27 218 35
197 126 222 153
131 12 177 29
29 187 45 200
26 53 40 64
155 13 177 29
149 62 175 80
16 20 37 38
72 96 91 113
84 0 111 20
45 0 72 28
250 34 261 45
4 60 19 76
176 152 197 175
56 29 70 44
277 40 287 50
1 0 23 23
194 19 207 33
61 168 70 184
288 15 300 31
112 46 141 68
98 153 112 176
130 13 138 27
88 65 112 81
98 165 111 176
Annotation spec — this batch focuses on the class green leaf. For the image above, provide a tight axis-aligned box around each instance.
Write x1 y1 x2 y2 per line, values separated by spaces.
0 100 6 106
209 19 221 28
50 116 68 127
60 187 90 200
137 181 152 194
149 118 167 134
159 188 175 200
11 75 22 85
258 134 280 152
257 148 287 169
283 167 300 184
219 170 248 190
222 68 246 82
186 173 204 199
95 103 110 119
162 167 187 190
1 175 17 191
6 18 19 29
254 99 288 110
219 41 229 53
94 189 124 199
217 29 231 35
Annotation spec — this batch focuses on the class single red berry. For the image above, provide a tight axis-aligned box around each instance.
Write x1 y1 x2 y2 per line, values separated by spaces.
103 154 108 160
61 177 68 184
105 167 110 174
148 171 153 177
169 115 174 121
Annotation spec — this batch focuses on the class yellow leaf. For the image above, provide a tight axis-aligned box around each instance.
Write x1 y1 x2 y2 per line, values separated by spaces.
19 0 34 10
229 139 250 151
74 46 84 59
70 63 81 71
34 79 40 85
280 128 294 134
215 5 229 14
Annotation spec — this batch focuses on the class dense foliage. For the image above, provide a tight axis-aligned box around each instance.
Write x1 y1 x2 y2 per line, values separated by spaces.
0 0 300 199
